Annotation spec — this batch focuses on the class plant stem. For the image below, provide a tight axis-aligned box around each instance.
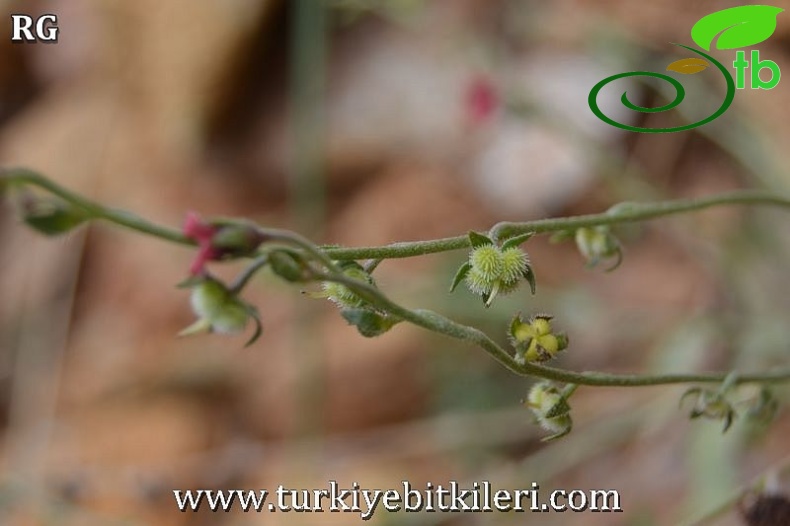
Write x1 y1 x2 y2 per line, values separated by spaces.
6 168 790 388
6 168 790 261
229 254 269 294
326 190 790 258
313 271 790 388
3 168 194 246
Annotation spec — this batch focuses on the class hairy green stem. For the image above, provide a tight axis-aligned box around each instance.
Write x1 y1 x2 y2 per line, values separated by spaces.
326 191 790 259
3 168 195 246
5 168 790 388
230 254 269 294
255 228 340 272
7 168 790 260
312 271 790 387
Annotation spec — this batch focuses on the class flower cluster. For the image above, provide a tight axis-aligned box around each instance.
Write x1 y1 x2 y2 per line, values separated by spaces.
451 231 536 306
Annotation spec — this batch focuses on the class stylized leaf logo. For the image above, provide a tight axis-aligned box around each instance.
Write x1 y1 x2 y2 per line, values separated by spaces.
666 58 709 74
691 5 784 51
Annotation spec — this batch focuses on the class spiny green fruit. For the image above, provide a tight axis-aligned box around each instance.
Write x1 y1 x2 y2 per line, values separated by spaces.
318 262 376 309
465 245 529 305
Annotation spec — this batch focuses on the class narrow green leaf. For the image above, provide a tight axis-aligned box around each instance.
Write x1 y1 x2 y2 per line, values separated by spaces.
22 201 87 236
244 306 264 347
604 246 623 272
449 262 472 292
721 411 735 433
522 265 537 295
691 5 784 51
341 308 399 337
502 232 535 251
468 230 494 248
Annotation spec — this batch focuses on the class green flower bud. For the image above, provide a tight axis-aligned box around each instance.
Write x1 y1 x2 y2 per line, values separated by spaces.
268 251 311 282
186 278 249 334
180 277 262 346
211 222 266 259
207 301 250 334
575 226 622 270
681 386 737 433
526 382 573 441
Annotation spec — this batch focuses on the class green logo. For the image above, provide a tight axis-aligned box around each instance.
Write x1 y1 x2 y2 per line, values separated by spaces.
589 5 784 133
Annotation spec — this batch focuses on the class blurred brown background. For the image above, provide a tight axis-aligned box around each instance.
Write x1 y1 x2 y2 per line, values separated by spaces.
1 0 790 524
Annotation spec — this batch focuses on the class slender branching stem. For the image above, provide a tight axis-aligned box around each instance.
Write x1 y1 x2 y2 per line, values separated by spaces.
311 271 790 387
3 168 195 246
5 167 790 388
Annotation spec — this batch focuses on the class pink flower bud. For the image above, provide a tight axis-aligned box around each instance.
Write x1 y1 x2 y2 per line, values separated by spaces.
182 212 266 276
183 212 221 276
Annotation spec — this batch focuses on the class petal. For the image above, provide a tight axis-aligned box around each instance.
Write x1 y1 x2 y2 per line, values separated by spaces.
183 211 216 241
189 242 220 276
178 317 212 337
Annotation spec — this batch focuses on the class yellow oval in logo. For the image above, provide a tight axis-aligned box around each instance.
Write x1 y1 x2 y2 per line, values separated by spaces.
666 57 710 74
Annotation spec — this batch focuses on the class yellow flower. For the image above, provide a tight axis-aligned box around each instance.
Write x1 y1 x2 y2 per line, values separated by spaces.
510 314 568 364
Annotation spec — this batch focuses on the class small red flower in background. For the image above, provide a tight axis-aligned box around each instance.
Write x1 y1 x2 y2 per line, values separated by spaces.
465 75 499 126
183 211 220 275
